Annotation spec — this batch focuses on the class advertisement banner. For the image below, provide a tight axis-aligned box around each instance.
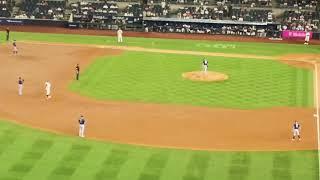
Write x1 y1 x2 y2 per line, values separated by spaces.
282 30 313 39
0 18 24 25
0 18 68 27
68 22 80 28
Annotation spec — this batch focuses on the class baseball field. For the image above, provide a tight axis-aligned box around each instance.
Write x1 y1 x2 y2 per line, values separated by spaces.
0 28 319 180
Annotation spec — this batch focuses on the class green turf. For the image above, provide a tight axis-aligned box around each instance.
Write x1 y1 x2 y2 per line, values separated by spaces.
0 119 318 180
69 52 313 109
0 31 320 56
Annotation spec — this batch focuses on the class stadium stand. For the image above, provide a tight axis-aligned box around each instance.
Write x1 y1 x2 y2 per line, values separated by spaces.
169 5 272 22
15 0 65 19
280 10 319 31
277 0 318 9
143 3 170 17
0 0 319 38
0 0 11 17
70 1 119 23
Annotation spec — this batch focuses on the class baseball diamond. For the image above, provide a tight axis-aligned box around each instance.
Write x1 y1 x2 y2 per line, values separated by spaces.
0 12 320 180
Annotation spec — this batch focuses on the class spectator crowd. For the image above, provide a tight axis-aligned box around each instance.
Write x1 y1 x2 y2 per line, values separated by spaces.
0 0 11 17
0 0 319 35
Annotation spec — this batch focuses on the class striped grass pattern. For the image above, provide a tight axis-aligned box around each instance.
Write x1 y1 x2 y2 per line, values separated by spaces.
70 52 314 109
0 120 318 180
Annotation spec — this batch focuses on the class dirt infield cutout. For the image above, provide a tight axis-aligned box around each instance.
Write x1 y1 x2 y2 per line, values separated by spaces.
182 71 228 82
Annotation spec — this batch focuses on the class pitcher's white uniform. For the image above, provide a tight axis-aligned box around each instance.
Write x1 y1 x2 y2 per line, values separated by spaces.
117 29 123 43
304 32 310 45
203 59 208 73
45 81 51 99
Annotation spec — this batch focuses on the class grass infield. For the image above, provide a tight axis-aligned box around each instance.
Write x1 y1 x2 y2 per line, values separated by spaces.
70 52 313 108
0 120 318 180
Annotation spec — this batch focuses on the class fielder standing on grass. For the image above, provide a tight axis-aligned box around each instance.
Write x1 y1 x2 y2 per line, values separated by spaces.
304 31 310 45
76 64 80 80
6 27 10 42
18 77 24 96
117 28 123 43
292 121 301 141
78 115 86 137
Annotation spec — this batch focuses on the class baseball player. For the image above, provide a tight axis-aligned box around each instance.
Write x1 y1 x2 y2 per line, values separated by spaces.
292 121 301 141
45 81 52 99
75 64 80 80
6 27 10 42
18 77 24 96
203 58 208 73
78 115 86 137
304 31 310 45
117 28 123 43
13 40 18 55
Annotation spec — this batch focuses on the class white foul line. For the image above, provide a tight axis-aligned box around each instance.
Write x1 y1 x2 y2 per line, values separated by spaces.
314 63 320 179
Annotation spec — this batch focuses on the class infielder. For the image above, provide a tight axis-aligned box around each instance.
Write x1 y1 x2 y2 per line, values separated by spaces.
304 31 310 45
292 121 301 141
18 77 24 96
78 115 86 137
13 40 18 55
117 28 123 43
45 81 52 99
76 64 80 80
203 58 208 73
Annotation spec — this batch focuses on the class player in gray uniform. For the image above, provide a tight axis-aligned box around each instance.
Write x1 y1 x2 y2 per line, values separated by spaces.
292 121 301 141
18 77 24 96
78 115 86 138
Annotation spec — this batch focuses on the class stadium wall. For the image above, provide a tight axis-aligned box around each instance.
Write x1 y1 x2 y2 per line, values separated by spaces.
0 17 319 40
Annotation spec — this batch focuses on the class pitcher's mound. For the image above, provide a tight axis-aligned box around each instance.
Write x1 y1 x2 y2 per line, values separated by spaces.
182 71 228 82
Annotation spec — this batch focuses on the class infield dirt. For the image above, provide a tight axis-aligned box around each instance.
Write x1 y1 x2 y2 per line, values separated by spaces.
0 42 318 151
182 71 229 82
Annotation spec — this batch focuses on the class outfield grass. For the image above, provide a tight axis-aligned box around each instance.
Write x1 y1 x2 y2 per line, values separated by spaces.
0 119 318 180
0 31 319 56
70 52 313 109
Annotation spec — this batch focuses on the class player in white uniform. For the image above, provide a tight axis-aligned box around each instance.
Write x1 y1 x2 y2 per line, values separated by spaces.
203 59 208 73
304 31 310 45
45 81 52 99
13 40 18 55
292 121 301 141
117 28 123 43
